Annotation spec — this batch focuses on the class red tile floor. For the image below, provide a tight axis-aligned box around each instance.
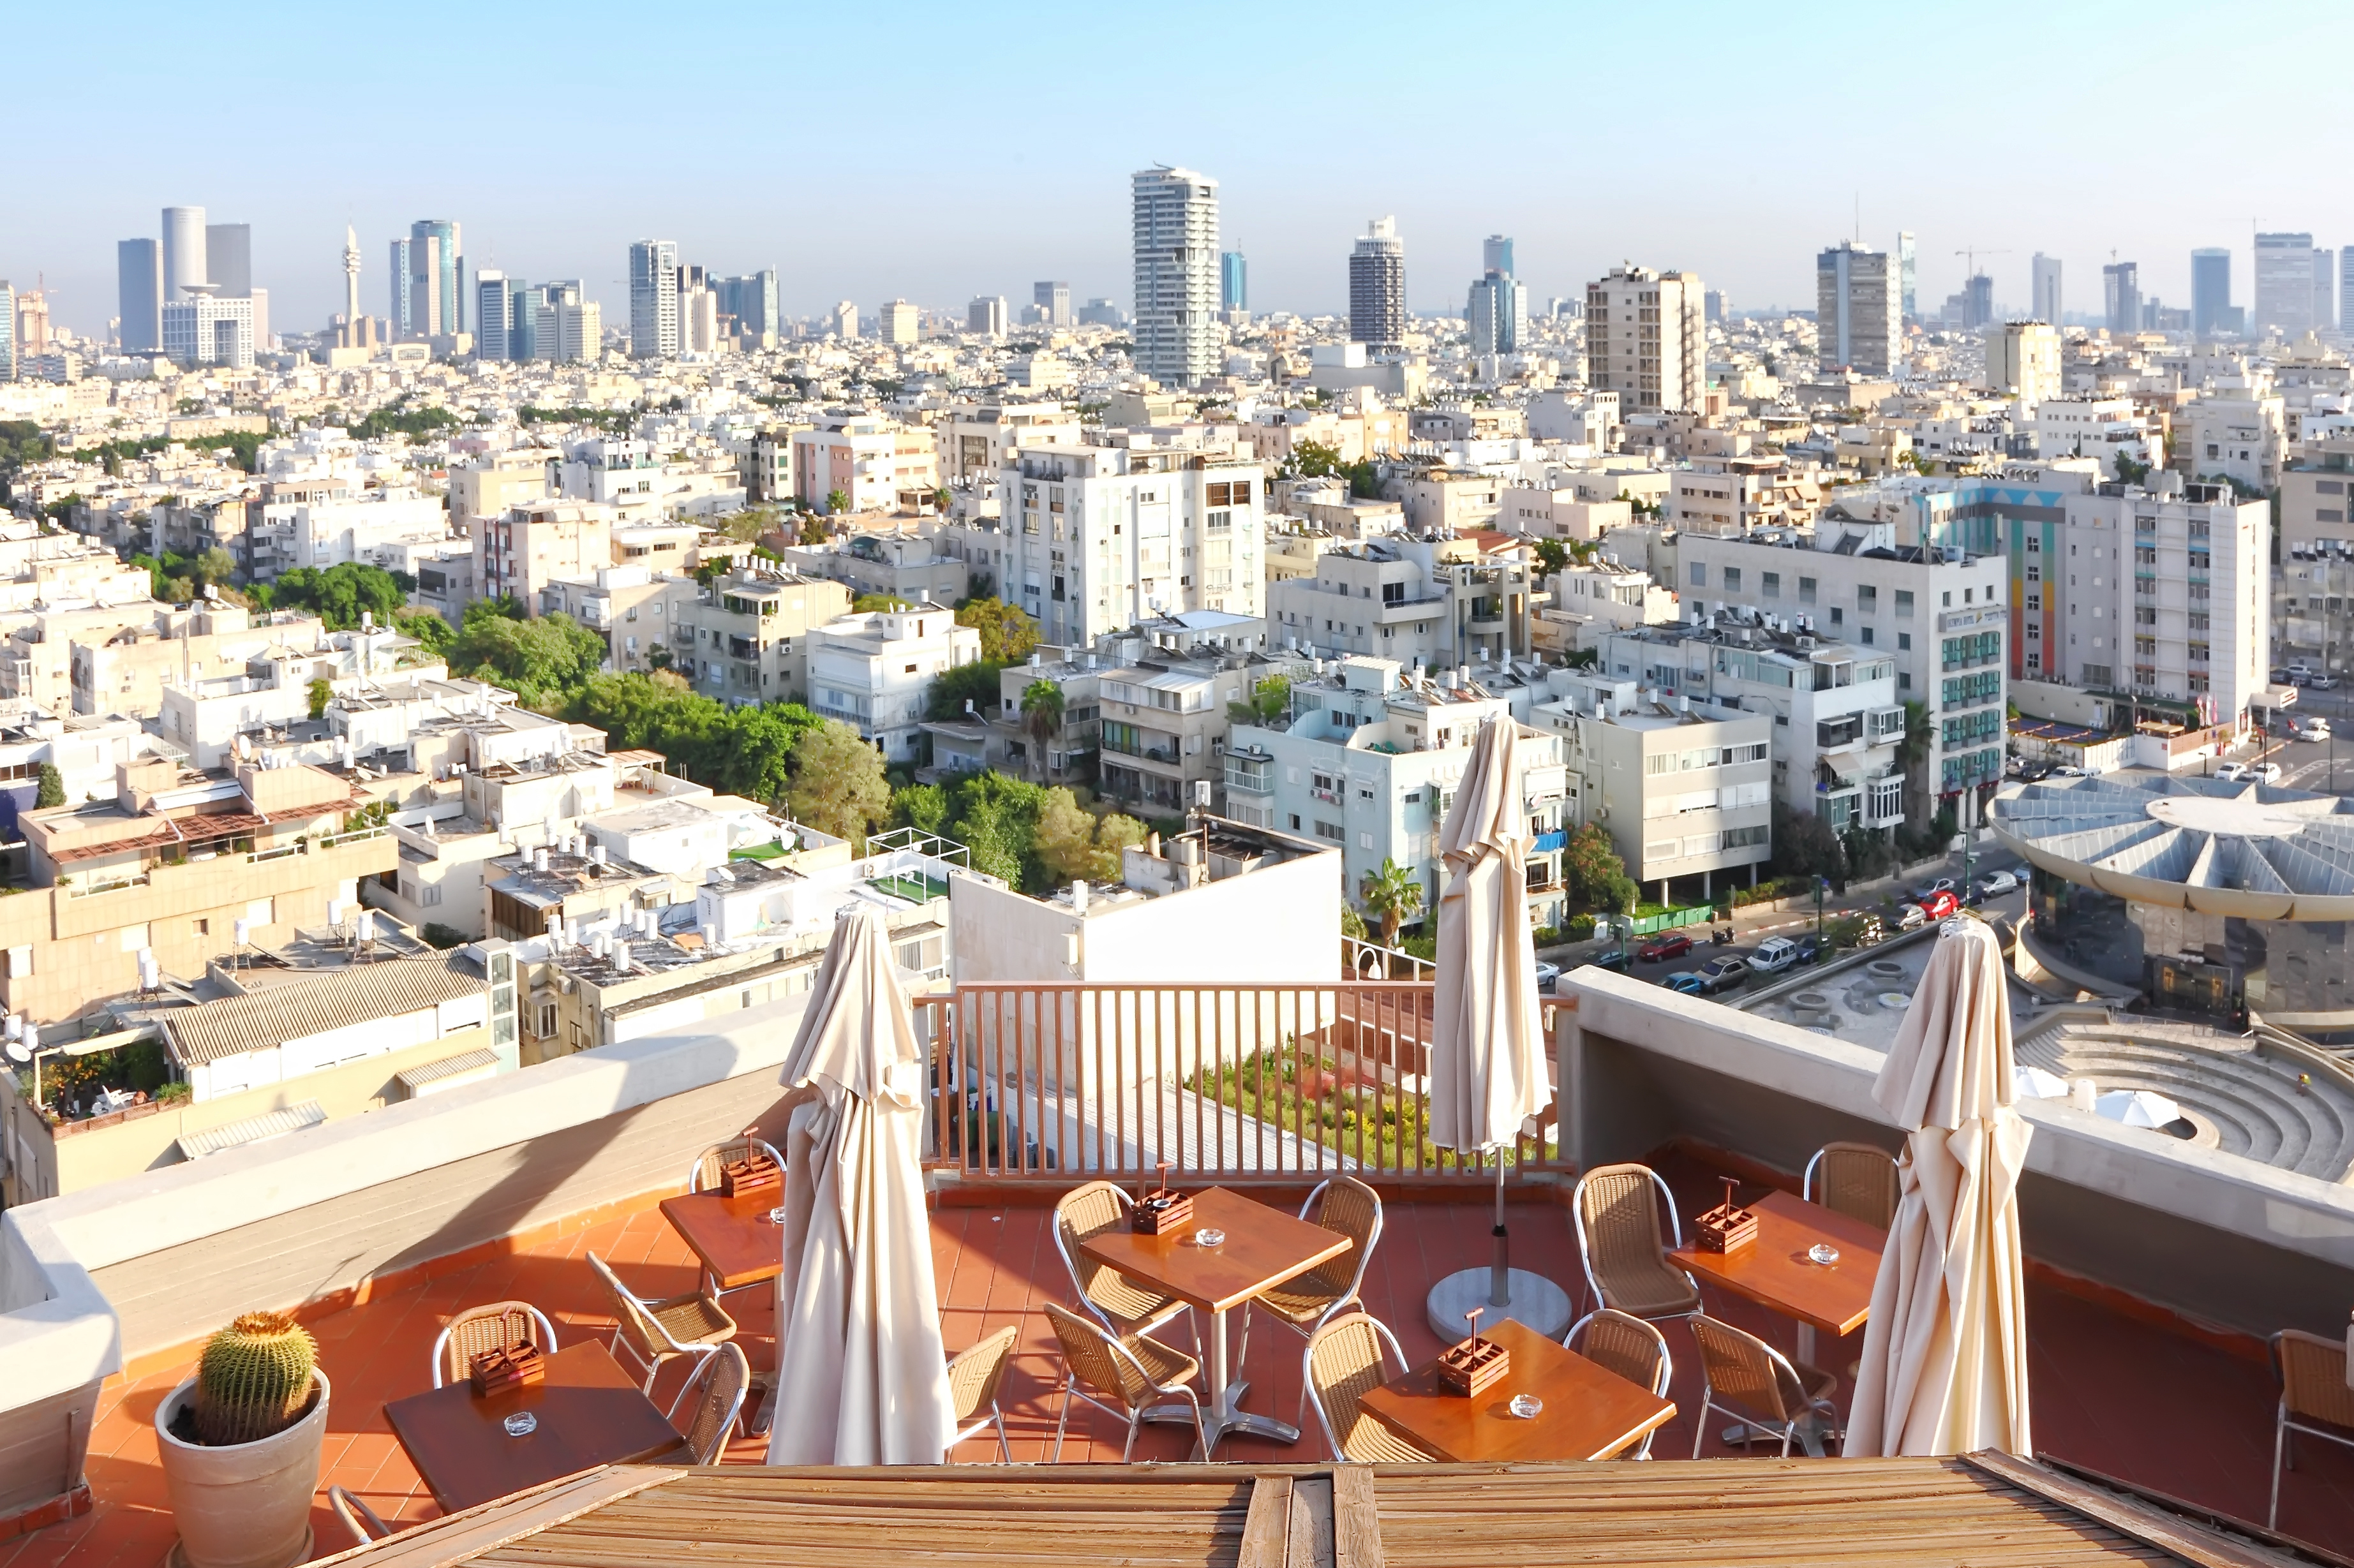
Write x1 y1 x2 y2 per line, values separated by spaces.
10 1181 2351 1566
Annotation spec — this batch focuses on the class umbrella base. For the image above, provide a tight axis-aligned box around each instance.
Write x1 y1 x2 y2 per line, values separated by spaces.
1425 1267 1572 1343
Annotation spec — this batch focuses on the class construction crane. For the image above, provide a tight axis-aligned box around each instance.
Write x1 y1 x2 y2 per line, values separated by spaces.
1954 247 2011 277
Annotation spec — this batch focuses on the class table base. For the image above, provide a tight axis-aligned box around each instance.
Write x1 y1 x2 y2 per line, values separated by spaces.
1143 1379 1300 1451
1424 1266 1573 1342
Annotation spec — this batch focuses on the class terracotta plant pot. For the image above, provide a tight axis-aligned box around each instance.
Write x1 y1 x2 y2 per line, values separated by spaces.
155 1368 331 1568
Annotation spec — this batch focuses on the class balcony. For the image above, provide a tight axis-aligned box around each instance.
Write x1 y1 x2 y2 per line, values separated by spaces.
4 976 2353 1555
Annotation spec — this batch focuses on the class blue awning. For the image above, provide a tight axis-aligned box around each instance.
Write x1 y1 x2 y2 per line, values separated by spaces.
1531 831 1566 854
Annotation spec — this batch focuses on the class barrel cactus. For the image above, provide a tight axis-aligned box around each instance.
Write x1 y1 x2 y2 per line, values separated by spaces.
192 1311 318 1446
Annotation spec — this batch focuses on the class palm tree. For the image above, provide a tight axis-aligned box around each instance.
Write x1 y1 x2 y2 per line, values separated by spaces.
1020 677 1064 781
1359 857 1425 948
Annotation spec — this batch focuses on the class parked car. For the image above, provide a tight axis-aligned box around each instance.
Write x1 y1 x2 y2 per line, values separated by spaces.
2213 762 2249 782
2252 762 2283 783
2291 717 2331 742
2052 764 2087 777
1637 933 1694 963
1695 955 1749 993
1747 936 1799 975
1974 869 2019 897
2316 674 2341 690
1663 971 1708 995
1577 948 1632 974
1534 960 1561 993
1792 932 1829 965
1910 877 1958 903
1895 903 1930 931
1919 889 1960 921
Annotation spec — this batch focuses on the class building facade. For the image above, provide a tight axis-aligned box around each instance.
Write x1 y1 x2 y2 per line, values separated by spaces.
1586 265 1705 414
629 239 679 359
1131 167 1219 388
1816 242 1901 376
1349 217 1406 349
806 605 984 762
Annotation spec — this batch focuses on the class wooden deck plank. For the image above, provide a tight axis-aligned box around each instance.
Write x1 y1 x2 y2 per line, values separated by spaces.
1332 1467 1382 1568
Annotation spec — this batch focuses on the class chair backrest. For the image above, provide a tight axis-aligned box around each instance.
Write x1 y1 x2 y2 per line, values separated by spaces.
1296 1176 1383 1301
690 1134 783 1194
1567 1308 1671 1398
1688 1314 1804 1424
948 1325 1020 1423
431 1301 558 1388
587 1250 675 1363
1054 1181 1135 1308
1303 1313 1409 1463
680 1342 750 1464
2277 1329 2354 1428
1045 1301 1159 1411
1806 1143 1900 1231
1575 1164 1680 1289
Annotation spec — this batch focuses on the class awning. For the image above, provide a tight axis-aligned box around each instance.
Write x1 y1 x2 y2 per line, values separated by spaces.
394 1047 500 1098
176 1100 327 1161
1531 831 1567 854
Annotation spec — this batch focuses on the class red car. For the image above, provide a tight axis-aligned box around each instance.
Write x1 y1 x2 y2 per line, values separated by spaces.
1918 890 1960 921
1637 933 1694 963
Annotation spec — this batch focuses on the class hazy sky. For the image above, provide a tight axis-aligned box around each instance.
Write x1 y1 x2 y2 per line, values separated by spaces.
10 1 2353 339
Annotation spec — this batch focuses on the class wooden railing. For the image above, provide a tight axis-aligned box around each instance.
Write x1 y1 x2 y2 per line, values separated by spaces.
914 980 1559 1186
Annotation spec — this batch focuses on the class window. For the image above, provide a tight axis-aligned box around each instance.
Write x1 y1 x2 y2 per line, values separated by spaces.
1761 570 1781 598
1314 820 1345 842
1859 626 1874 645
1857 586 1877 611
1723 566 1741 591
537 1003 558 1038
1689 563 1706 586
1895 589 1914 617
1798 576 1817 603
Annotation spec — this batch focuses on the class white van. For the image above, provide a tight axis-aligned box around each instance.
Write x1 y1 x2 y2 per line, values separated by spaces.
1747 936 1800 975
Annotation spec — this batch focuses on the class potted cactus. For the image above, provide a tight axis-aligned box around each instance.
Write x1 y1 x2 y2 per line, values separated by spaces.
154 1311 332 1568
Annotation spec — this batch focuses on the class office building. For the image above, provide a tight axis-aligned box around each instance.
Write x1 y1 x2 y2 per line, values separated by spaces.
879 299 920 346
2032 254 2063 325
117 238 161 353
160 294 254 369
627 240 678 359
2191 248 2233 338
1034 281 1071 327
1898 230 1917 320
409 220 461 336
160 206 206 300
389 236 437 338
1348 216 1406 349
967 295 1006 339
1220 251 1246 313
1960 274 1994 331
828 300 858 339
2255 232 2320 339
475 272 513 362
204 223 248 299
2103 262 2141 336
1131 166 1219 387
679 276 718 353
1986 322 2062 406
534 283 595 364
1585 263 1705 414
1816 241 1902 376
1466 270 1526 356
715 270 778 345
1484 234 1515 278
0 282 12 381
2343 253 2354 342
2316 248 2337 336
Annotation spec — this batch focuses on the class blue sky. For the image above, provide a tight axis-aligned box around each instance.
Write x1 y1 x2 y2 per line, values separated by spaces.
9 1 2353 337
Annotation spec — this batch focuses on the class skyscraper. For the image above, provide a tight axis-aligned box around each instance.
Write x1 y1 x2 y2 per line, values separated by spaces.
1815 241 1901 375
117 238 161 353
475 271 512 362
1220 251 1247 313
2316 249 2337 336
0 281 14 383
2103 262 2140 336
1483 235 1515 279
410 220 462 336
968 296 1007 338
1962 274 1995 332
628 240 680 358
341 226 362 330
161 206 207 301
1033 281 1071 327
2031 254 2063 324
1348 216 1405 349
2343 253 2354 344
392 235 442 337
2186 248 2230 339
1466 271 1526 355
1131 166 1219 388
2254 232 2317 339
715 271 778 344
1897 231 1917 321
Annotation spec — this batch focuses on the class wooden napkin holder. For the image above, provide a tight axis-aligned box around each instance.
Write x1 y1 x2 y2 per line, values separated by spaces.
468 1343 544 1398
1695 1197 1758 1254
1131 1191 1195 1236
720 1150 781 1212
1436 1335 1510 1397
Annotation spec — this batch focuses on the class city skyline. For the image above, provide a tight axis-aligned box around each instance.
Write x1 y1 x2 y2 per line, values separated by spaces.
7 1 2352 336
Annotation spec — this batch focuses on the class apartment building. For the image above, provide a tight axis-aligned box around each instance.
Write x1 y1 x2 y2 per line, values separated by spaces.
1816 242 1902 378
1092 651 1281 817
778 531 970 606
1498 487 1634 543
1986 322 2063 407
934 403 1082 483
925 649 1103 787
1266 536 1534 670
1532 674 1773 901
664 566 851 707
2277 432 2354 670
70 605 328 720
2177 390 2286 493
995 440 1267 644
2034 398 2159 478
1532 559 1677 655
472 500 615 608
794 418 941 514
806 604 984 763
538 564 675 674
1585 264 1706 414
1391 468 1502 535
1664 457 1815 536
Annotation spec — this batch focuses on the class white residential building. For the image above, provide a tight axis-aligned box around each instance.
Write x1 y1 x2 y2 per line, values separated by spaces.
1586 265 1705 414
1266 536 1534 670
2034 398 2157 477
2178 391 2286 493
792 418 941 515
805 604 984 763
1986 322 2063 407
1133 166 1221 388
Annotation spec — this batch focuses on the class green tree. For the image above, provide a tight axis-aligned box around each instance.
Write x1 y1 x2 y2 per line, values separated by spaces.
396 609 456 658
930 487 952 513
797 514 828 545
854 593 914 612
191 547 240 590
1893 700 1933 768
954 597 1038 663
1226 674 1292 725
942 771 1049 887
890 781 949 835
307 677 332 720
451 612 608 703
1020 678 1065 779
1532 538 1570 575
783 721 891 845
1343 460 1384 499
1562 823 1639 914
1034 788 1145 884
269 563 406 630
1358 858 1425 947
34 762 64 809
1769 800 1849 885
927 660 1004 721
824 487 850 515
1290 438 1345 478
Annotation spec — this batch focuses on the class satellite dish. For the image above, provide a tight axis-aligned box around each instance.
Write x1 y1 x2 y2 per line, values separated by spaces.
3 1040 26 1065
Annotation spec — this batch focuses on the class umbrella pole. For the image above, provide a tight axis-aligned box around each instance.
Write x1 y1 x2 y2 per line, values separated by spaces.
1489 1156 1510 1308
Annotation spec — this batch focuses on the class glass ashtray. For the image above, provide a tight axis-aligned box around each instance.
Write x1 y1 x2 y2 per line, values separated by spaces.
768 1207 787 1224
1808 1243 1840 1266
1193 1227 1226 1247
1508 1394 1544 1419
502 1411 538 1437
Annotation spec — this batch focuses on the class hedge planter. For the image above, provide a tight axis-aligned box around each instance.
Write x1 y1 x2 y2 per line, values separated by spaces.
156 1368 331 1568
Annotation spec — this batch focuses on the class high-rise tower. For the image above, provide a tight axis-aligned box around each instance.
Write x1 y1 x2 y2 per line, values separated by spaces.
1131 166 1219 387
628 240 680 358
2031 254 2064 325
1815 241 1901 375
410 220 461 336
342 226 362 327
2191 248 2232 338
118 238 162 352
161 207 207 301
1349 217 1405 349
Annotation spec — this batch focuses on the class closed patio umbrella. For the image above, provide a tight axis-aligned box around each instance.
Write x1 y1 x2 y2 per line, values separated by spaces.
766 908 955 1464
1423 714 1571 1341
1847 918 2034 1457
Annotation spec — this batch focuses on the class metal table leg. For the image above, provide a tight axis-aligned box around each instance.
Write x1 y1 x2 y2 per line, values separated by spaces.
1142 1306 1301 1453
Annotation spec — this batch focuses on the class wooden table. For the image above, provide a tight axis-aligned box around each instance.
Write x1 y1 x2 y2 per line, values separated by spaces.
1360 1318 1676 1462
384 1340 683 1513
1077 1186 1352 1452
660 1192 784 1292
1671 1189 1884 1457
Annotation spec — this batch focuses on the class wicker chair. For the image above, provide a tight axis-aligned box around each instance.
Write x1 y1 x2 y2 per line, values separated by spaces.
327 1487 392 1547
1572 1164 1702 1323
1044 1301 1205 1462
1687 1314 1839 1458
1804 1143 1900 1231
686 1134 786 1301
947 1325 1020 1462
676 1342 751 1463
1053 1181 1196 1348
2271 1329 2354 1528
428 1301 559 1389
587 1250 737 1399
1302 1313 1439 1463
1237 1177 1382 1425
1565 1309 1673 1458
